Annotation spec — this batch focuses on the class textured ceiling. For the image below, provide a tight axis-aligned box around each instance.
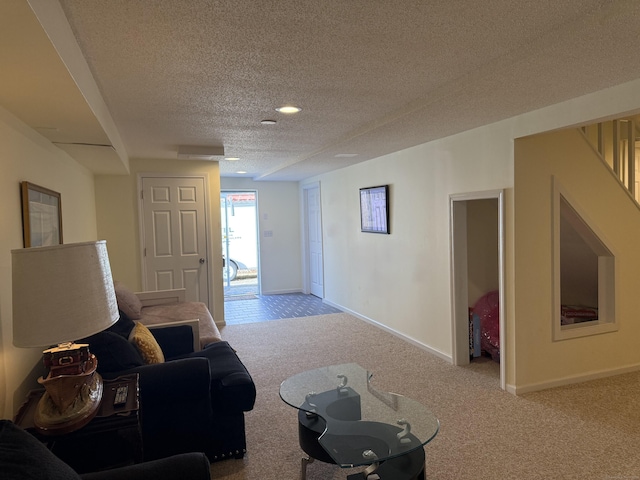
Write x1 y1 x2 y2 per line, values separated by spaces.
4 1 640 180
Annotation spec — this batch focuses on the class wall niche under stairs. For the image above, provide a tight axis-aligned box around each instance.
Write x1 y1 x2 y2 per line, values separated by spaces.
553 177 617 341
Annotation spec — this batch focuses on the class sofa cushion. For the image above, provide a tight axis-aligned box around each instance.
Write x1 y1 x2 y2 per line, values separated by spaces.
181 342 256 412
114 281 142 319
129 321 165 364
151 325 195 359
81 331 144 373
0 420 81 480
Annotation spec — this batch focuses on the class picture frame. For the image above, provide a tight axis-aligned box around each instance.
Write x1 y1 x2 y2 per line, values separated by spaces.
359 185 390 234
20 182 63 248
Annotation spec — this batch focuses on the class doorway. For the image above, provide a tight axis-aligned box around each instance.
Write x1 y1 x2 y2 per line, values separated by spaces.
450 190 505 389
221 190 259 299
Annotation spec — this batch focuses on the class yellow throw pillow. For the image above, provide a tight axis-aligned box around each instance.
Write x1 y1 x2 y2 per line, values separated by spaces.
128 322 165 364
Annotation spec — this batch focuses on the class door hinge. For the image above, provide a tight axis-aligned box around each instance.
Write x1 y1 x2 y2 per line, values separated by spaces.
143 247 146 257
140 190 144 200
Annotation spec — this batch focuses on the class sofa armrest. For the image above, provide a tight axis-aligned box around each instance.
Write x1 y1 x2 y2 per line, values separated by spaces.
148 319 201 353
114 357 211 403
135 289 186 307
115 358 213 462
80 452 211 480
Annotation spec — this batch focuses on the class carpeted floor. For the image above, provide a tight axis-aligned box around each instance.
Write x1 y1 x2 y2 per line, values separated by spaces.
211 313 640 479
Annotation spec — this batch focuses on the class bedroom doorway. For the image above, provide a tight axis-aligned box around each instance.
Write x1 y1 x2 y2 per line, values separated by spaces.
450 190 505 390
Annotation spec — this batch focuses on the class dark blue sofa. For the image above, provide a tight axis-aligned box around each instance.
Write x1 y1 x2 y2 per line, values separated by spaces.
83 313 256 463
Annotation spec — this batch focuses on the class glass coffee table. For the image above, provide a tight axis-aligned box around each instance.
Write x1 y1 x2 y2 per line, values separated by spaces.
280 364 439 480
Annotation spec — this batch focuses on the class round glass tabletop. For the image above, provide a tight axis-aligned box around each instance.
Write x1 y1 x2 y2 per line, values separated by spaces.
280 363 439 468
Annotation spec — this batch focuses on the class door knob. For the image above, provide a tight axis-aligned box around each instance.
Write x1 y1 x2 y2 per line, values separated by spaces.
199 258 205 264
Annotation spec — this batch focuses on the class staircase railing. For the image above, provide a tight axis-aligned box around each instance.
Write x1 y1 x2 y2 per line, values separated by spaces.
580 118 639 203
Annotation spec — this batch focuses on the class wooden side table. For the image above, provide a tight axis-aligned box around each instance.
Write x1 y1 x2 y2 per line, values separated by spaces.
14 374 142 474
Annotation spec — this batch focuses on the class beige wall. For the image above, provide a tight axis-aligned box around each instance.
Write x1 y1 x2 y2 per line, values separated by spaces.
95 159 224 324
467 199 500 307
514 128 640 392
0 107 98 418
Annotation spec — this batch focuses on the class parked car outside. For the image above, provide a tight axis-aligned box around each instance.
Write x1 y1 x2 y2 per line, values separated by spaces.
222 256 247 281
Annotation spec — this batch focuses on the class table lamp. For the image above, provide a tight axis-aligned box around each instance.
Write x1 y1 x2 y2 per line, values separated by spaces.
12 240 119 434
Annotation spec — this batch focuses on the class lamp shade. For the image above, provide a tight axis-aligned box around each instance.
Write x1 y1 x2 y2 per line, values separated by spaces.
12 240 119 348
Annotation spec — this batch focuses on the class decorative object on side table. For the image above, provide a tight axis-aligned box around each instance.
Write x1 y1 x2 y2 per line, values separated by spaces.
13 374 143 474
11 241 119 434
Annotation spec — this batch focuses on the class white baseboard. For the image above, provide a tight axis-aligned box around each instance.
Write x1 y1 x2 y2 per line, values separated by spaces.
324 302 640 395
260 288 303 295
510 363 640 395
324 300 453 363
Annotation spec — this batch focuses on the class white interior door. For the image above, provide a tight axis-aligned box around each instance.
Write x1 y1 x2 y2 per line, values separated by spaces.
305 183 324 297
140 175 210 305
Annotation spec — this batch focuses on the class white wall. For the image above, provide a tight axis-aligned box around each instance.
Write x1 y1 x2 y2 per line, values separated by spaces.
221 178 302 295
304 77 640 391
304 124 514 360
0 107 98 418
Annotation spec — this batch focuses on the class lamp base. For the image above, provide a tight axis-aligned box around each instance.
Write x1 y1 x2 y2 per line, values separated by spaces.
34 359 103 435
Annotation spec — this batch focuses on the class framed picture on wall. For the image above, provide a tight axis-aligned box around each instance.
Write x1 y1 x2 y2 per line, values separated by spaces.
359 185 390 234
20 182 63 248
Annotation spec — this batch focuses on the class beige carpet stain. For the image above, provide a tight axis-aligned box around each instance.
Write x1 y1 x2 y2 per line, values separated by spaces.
210 313 640 479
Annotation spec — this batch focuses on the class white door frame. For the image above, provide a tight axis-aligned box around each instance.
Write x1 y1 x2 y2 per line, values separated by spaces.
302 181 324 296
137 172 213 306
220 189 261 293
450 189 506 390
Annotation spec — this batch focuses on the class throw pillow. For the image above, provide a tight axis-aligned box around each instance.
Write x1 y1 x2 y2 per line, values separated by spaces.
113 281 142 319
129 321 165 364
81 331 144 373
0 420 81 480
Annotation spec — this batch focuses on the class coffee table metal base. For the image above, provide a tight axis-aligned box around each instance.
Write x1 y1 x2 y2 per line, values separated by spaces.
298 409 426 480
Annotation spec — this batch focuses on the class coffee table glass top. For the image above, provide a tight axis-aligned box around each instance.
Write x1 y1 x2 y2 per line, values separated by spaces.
280 363 439 468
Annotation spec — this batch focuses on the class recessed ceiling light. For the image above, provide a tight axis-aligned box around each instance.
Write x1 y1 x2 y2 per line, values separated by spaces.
275 105 302 114
225 157 240 161
236 170 247 174
261 119 277 125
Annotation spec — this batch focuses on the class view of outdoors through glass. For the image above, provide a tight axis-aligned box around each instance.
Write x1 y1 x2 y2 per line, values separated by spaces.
221 191 259 298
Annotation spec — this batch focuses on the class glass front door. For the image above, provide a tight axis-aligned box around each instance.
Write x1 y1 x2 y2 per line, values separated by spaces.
221 191 259 298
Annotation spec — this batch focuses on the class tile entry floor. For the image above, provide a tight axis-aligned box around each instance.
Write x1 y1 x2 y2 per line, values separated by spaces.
224 288 342 325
